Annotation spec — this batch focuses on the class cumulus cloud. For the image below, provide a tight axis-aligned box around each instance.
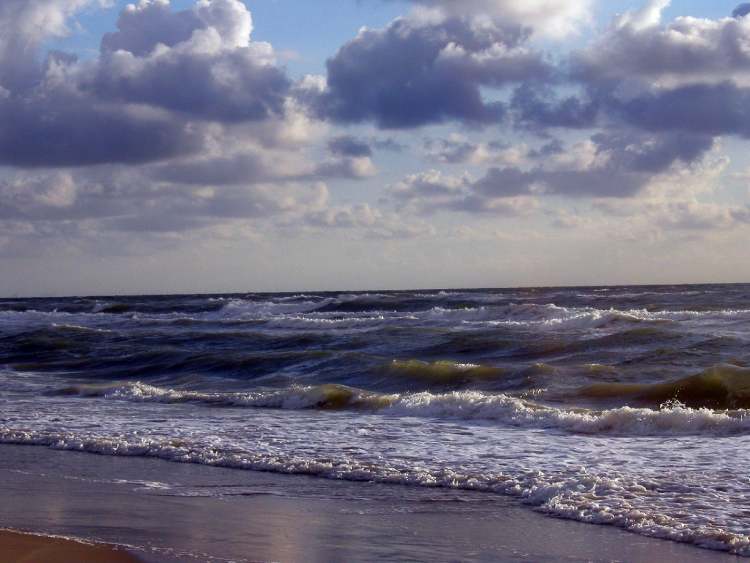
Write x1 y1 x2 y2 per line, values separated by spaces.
382 0 593 38
315 13 550 128
101 0 251 56
0 0 391 247
522 1 750 142
2 0 750 266
0 0 296 169
86 0 290 122
0 0 95 91
575 2 750 86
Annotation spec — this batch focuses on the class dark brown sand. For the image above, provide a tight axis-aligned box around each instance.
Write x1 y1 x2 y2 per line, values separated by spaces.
0 530 139 563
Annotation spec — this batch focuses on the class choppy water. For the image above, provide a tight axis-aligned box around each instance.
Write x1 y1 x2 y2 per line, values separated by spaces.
2 285 750 555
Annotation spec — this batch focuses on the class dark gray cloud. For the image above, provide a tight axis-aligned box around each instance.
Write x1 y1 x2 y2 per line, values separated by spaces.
151 146 375 187
0 2 198 168
328 136 373 157
87 48 290 122
0 89 204 168
521 3 750 140
371 137 406 152
391 169 538 215
514 83 750 144
392 131 715 214
150 153 275 186
614 82 750 138
423 138 482 164
0 0 293 168
315 15 550 128
528 139 564 158
422 137 528 165
476 131 714 198
511 83 599 130
734 4 750 18
311 157 377 180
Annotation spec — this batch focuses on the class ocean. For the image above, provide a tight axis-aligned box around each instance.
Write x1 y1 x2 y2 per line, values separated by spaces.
1 284 750 556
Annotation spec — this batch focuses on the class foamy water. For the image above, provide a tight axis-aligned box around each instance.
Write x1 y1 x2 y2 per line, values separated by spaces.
1 285 750 555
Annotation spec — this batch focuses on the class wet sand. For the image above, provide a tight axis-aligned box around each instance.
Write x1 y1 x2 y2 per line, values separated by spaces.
0 530 139 563
0 444 741 562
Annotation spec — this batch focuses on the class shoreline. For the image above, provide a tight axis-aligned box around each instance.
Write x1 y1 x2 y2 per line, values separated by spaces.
0 444 742 562
0 530 140 563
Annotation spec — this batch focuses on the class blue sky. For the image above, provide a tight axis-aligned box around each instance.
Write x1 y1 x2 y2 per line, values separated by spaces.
2 0 750 296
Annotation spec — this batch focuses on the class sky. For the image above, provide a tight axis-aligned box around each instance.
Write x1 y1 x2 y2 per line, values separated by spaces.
1 0 750 296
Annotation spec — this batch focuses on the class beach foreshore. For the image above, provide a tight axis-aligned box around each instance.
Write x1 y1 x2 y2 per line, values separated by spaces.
0 530 140 562
0 444 741 562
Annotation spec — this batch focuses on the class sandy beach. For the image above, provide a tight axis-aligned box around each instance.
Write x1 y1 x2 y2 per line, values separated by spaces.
0 530 139 563
0 444 740 562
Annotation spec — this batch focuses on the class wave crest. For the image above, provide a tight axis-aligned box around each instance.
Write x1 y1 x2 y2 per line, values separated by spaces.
55 382 750 436
386 359 508 383
577 364 750 409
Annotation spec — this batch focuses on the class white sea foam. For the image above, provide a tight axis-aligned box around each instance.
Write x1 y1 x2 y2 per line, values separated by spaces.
3 297 750 334
59 382 750 437
0 426 748 556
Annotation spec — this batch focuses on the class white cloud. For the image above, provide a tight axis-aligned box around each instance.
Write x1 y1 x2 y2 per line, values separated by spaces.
404 0 593 38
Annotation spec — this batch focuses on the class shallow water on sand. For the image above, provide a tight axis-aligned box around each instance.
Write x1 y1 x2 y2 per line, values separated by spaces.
2 284 750 554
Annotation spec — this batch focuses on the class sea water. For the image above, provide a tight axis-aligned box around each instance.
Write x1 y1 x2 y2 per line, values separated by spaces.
1 285 750 554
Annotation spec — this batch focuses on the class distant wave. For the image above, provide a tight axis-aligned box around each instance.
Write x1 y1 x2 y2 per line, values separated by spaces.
4 295 750 332
54 379 750 436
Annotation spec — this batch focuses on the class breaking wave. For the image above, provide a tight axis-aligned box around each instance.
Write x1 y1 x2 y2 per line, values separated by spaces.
577 364 750 410
55 381 750 436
